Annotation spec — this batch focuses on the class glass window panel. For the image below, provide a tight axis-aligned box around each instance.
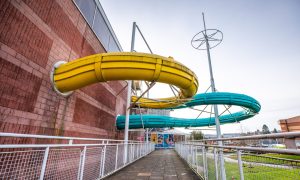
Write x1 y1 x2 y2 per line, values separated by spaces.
75 0 121 52
75 0 96 26
108 36 120 52
93 9 110 50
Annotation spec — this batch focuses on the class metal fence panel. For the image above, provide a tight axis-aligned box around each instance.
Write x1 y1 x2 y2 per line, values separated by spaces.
44 148 81 180
103 145 117 176
0 133 155 180
175 141 300 180
0 149 44 179
83 146 103 180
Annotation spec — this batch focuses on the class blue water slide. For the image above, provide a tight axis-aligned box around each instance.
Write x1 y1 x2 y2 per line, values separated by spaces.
116 92 260 129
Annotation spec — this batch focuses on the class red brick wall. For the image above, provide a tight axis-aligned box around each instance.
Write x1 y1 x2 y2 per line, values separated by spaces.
73 98 116 132
0 58 42 112
0 0 127 141
82 84 116 110
0 2 53 67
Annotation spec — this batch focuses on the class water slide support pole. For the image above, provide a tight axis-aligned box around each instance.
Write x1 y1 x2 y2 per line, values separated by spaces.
124 22 136 164
202 13 226 180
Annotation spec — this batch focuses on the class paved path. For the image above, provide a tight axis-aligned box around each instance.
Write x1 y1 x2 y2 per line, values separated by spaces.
105 149 199 180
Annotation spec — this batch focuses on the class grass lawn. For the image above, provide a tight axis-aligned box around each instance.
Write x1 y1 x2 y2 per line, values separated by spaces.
229 153 300 166
264 153 300 160
225 160 300 180
196 155 300 180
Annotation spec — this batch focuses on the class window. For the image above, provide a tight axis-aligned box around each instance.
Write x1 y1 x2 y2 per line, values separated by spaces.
74 0 96 25
74 0 122 52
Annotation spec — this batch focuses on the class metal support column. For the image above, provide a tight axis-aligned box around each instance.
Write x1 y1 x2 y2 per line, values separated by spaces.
124 22 136 164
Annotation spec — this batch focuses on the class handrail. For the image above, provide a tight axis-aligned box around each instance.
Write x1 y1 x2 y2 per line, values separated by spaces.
243 152 300 163
0 132 140 143
180 143 300 155
189 132 300 142
0 142 152 149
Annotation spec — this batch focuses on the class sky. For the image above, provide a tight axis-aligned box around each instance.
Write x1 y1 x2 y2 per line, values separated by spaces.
99 0 300 134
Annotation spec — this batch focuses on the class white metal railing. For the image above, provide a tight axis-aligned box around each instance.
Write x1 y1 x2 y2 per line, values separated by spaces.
175 132 300 180
0 133 155 179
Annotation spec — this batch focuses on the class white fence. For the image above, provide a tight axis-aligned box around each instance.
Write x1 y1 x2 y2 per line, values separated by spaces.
175 132 300 180
0 133 155 179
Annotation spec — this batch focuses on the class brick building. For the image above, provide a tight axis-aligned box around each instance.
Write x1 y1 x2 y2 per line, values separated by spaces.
0 0 128 140
279 116 300 149
279 116 300 132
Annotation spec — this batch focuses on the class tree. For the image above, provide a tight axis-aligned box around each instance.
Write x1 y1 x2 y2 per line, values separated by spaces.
273 128 278 133
255 129 261 135
190 131 204 140
262 124 270 134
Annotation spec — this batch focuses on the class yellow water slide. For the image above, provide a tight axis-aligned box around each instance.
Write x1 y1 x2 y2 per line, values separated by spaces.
52 52 198 108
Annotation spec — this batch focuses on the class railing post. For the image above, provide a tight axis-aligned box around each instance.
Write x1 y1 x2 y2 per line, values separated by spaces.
115 144 119 170
147 143 149 153
187 145 190 162
39 146 50 180
132 144 134 162
123 143 127 166
100 145 107 178
128 144 130 163
179 144 181 156
135 144 137 159
138 144 140 158
77 149 83 179
79 146 87 180
184 145 186 160
237 150 244 180
183 145 185 160
190 145 192 163
141 143 143 156
202 146 208 180
214 148 219 180
101 145 107 177
195 146 199 174
139 143 141 157
179 144 182 155
219 147 226 180
187 145 190 161
69 139 73 145
194 146 197 166
191 146 194 165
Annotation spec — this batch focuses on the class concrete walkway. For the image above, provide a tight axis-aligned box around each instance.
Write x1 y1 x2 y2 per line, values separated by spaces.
105 149 199 180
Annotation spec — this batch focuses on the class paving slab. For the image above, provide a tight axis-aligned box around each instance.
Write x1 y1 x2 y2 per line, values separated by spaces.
105 149 199 180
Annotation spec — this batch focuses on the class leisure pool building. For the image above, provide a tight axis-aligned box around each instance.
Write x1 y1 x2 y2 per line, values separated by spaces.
0 0 127 142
